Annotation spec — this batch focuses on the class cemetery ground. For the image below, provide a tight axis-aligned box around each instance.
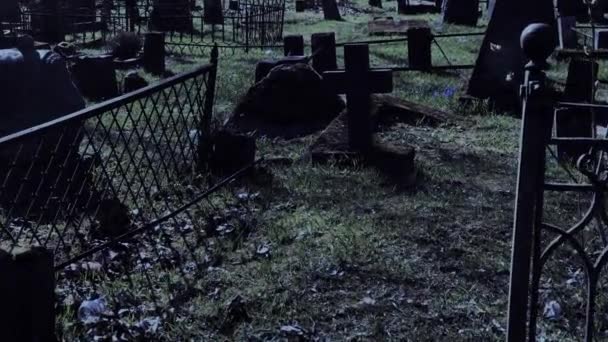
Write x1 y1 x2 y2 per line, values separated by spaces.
49 1 608 341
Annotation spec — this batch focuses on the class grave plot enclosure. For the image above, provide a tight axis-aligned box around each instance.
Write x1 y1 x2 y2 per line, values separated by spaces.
15 0 286 51
0 50 260 338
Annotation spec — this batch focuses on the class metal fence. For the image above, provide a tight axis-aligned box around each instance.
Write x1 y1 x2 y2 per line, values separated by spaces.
10 0 285 51
508 25 608 341
0 48 259 338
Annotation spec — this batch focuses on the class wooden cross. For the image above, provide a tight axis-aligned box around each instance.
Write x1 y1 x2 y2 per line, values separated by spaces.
323 44 393 151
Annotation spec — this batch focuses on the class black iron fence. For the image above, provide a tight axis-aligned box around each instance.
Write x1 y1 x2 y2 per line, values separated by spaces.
0 48 261 338
10 0 285 50
508 25 608 341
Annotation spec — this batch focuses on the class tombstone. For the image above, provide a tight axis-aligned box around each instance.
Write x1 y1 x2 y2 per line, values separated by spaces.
323 44 393 150
255 56 309 82
204 0 224 25
442 0 480 26
71 55 119 101
321 0 342 20
123 71 149 93
296 0 306 12
555 59 597 159
311 32 337 73
466 0 554 110
32 0 65 43
0 37 88 215
407 27 432 71
557 16 577 49
143 32 165 75
284 35 305 56
595 29 608 49
208 130 256 176
149 0 193 32
229 0 240 10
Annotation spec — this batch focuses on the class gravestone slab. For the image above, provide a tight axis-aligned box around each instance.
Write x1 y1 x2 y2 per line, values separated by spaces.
204 0 224 25
284 35 305 56
407 27 432 70
229 63 344 138
71 55 119 101
368 17 429 36
0 38 89 216
150 0 193 32
466 0 554 110
311 32 337 73
442 0 480 26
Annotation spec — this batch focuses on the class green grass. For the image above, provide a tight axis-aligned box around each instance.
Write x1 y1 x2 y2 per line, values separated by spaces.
51 0 608 340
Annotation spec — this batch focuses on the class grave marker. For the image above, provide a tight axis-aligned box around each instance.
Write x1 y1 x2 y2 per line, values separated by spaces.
323 44 393 150
143 32 165 75
284 35 305 56
71 55 119 101
368 17 429 36
150 0 193 32
442 0 480 26
311 32 337 73
407 27 432 71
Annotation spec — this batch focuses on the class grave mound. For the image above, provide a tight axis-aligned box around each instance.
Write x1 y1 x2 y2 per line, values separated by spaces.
228 63 345 138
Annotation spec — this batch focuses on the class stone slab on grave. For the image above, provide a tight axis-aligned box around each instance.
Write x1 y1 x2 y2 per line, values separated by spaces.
368 17 429 36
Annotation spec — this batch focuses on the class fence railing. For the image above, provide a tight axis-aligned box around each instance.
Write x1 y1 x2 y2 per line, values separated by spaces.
12 0 286 51
508 24 608 341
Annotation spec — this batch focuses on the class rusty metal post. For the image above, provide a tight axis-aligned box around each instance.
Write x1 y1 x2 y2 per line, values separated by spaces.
507 23 555 342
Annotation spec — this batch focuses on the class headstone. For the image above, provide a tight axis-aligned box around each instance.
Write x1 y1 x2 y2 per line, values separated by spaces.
407 27 432 71
229 0 240 10
149 0 193 32
204 0 224 25
233 63 344 125
466 0 554 110
284 35 305 56
0 37 87 215
311 32 337 73
296 0 306 11
321 0 342 20
0 247 55 342
557 16 577 49
323 44 393 150
595 29 608 49
143 32 165 75
71 55 119 101
33 0 65 43
442 0 480 26
255 56 309 82
556 59 598 159
123 71 149 93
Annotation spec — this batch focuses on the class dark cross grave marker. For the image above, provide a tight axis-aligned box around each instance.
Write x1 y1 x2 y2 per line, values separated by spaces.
556 58 598 159
323 44 393 151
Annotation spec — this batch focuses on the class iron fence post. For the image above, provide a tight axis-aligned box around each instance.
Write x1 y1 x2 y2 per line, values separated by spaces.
507 23 555 342
203 44 219 136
